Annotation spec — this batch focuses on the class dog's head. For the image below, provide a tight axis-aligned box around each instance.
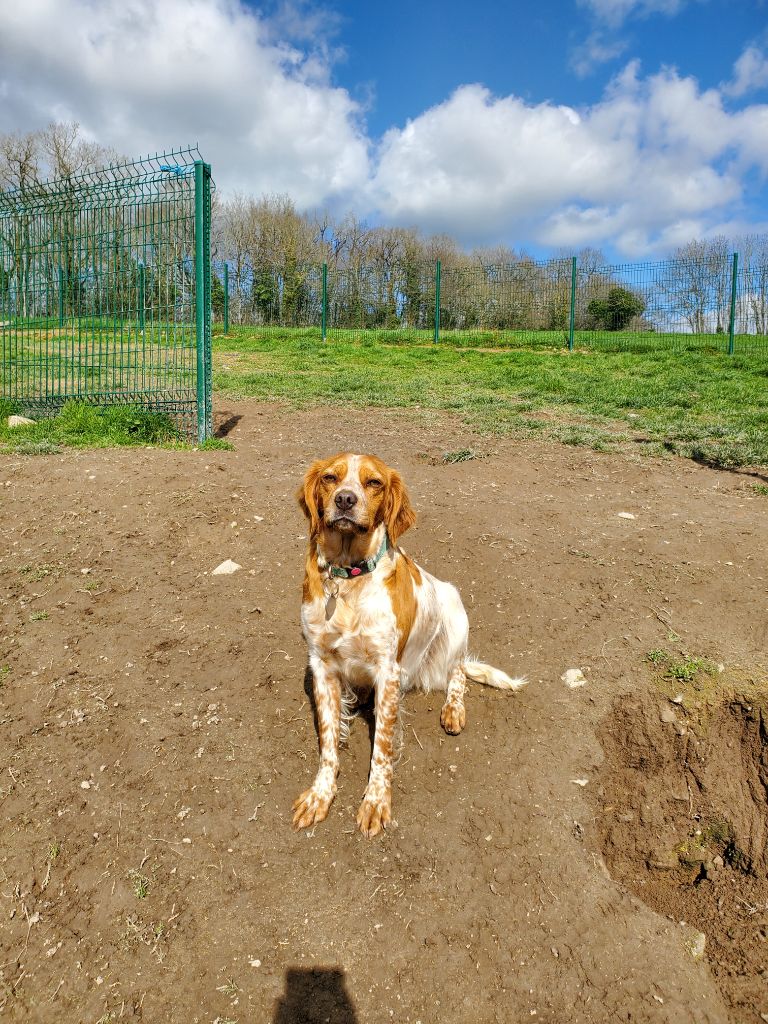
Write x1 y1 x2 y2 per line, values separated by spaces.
298 453 416 543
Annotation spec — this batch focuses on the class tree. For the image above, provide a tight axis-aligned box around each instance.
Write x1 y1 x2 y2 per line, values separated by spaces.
587 286 645 330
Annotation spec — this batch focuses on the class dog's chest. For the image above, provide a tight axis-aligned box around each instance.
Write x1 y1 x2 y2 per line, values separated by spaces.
303 587 397 676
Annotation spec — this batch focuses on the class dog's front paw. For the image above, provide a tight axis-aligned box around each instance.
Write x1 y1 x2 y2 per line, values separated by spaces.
356 793 391 838
440 699 466 735
292 787 333 830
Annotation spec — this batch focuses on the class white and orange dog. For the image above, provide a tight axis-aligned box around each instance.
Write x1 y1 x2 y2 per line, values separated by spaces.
293 453 526 838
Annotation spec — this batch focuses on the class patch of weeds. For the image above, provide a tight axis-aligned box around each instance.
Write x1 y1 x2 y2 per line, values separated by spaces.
0 398 22 419
0 665 9 687
42 840 61 890
4 439 62 456
30 611 49 622
676 834 709 868
752 483 768 496
19 562 61 583
199 437 234 451
646 648 668 665
119 914 167 962
702 817 733 848
216 978 241 998
549 424 613 451
442 447 480 464
665 656 716 683
128 868 150 900
95 1014 116 1024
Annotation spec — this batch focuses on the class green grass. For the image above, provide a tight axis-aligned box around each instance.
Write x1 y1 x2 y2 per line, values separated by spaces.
0 399 181 454
212 328 768 468
213 322 768 356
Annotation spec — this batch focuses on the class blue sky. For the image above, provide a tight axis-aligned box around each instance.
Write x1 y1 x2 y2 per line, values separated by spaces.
323 0 765 136
1 0 767 259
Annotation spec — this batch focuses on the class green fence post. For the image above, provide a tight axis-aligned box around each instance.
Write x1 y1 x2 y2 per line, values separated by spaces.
568 256 577 351
138 263 145 333
728 252 738 356
58 266 64 327
194 160 212 443
321 262 327 342
434 259 441 344
223 262 229 335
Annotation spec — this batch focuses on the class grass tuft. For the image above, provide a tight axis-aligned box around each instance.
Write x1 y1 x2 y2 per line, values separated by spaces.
0 400 181 454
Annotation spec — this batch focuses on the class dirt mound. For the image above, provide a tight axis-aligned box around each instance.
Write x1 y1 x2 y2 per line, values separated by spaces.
597 693 768 1022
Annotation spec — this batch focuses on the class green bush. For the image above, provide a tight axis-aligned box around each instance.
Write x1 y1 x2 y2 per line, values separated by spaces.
588 287 646 331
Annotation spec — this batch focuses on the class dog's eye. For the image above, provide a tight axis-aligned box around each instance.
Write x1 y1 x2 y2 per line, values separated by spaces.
322 473 337 483
366 478 383 488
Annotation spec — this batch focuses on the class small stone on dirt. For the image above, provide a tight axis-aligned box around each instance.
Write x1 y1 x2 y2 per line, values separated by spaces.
648 848 680 871
659 706 677 724
617 512 636 520
212 559 242 575
681 925 706 960
561 668 587 688
7 415 35 427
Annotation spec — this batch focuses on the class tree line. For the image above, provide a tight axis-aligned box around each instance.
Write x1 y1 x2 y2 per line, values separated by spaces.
2 122 768 336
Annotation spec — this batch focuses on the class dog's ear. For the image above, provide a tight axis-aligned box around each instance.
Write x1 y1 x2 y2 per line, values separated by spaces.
384 469 416 544
297 460 326 538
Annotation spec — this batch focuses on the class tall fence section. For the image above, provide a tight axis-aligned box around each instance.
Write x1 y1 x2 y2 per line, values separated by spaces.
0 148 213 440
212 250 768 355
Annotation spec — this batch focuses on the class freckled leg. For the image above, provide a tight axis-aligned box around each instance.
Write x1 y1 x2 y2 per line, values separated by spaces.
357 671 399 838
440 665 466 735
292 660 341 830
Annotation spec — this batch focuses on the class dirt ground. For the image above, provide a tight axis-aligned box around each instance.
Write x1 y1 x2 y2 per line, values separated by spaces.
1 400 767 1024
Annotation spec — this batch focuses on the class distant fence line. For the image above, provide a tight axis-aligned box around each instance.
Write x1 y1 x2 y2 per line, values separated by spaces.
212 253 768 355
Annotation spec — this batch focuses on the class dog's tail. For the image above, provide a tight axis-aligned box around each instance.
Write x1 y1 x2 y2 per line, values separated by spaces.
463 660 527 691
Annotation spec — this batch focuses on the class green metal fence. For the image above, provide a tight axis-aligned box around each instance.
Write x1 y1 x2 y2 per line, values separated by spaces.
0 147 213 440
212 250 768 356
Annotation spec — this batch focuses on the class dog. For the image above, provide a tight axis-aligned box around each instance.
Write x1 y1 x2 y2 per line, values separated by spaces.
293 453 526 838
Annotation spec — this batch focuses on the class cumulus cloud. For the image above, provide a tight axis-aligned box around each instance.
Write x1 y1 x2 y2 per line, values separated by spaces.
0 0 370 206
368 63 768 256
1 0 767 257
723 44 768 98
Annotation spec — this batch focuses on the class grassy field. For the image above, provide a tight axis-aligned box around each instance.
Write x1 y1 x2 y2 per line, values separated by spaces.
212 326 768 469
2 322 767 466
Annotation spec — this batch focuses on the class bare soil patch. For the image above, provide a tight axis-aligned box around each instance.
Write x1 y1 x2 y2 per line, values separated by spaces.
1 400 766 1023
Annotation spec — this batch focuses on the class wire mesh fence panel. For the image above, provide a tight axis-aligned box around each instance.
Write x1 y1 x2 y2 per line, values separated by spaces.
0 148 213 440
324 261 437 344
212 259 322 330
438 259 574 348
206 248 768 357
574 259 735 353
735 263 768 356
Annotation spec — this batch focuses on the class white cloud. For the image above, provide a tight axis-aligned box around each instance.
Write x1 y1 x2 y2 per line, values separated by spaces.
578 0 689 28
723 44 768 98
571 32 628 78
368 65 768 256
0 0 370 206
0 1 766 258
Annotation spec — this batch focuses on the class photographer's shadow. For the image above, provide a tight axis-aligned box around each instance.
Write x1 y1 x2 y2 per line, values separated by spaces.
273 967 358 1024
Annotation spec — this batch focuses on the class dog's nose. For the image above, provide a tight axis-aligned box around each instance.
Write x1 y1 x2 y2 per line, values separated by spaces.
335 489 358 511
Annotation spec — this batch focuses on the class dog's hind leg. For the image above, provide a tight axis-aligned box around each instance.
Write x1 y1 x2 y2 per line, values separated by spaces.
440 663 467 735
